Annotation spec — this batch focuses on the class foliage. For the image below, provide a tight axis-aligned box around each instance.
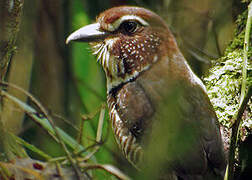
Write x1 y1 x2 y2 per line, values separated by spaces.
225 10 252 55
204 2 252 141
204 49 251 129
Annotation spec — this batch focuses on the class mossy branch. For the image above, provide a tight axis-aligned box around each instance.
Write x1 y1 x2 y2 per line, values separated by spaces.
0 0 25 160
0 0 24 80
226 2 252 180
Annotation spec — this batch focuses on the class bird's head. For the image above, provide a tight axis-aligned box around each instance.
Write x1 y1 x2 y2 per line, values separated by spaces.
66 6 178 93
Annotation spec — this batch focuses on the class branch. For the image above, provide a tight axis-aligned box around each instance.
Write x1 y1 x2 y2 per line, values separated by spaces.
226 2 252 180
0 0 24 79
226 87 252 180
0 0 25 160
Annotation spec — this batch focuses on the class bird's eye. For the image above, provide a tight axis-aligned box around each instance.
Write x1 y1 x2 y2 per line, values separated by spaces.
121 21 138 34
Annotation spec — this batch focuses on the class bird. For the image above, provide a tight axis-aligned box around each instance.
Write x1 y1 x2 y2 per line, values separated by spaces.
66 6 226 180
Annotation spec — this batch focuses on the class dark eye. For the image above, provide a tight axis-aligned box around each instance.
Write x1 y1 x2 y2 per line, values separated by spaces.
121 21 138 34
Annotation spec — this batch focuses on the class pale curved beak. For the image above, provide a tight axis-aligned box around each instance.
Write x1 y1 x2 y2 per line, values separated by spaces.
66 23 110 44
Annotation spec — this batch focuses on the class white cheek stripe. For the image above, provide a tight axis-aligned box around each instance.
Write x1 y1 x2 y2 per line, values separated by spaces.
107 15 149 32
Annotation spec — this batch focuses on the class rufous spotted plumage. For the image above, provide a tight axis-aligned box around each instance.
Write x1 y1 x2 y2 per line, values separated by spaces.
66 6 226 179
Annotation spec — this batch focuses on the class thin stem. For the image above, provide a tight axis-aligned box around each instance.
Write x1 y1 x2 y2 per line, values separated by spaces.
240 2 252 107
82 105 105 161
79 163 130 180
96 105 105 143
227 3 252 180
0 82 83 179
227 87 252 180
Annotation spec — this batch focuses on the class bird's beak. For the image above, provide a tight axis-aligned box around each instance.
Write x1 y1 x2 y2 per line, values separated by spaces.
66 23 109 44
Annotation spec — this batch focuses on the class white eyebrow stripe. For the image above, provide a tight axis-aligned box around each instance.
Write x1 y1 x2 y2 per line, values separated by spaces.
106 15 149 31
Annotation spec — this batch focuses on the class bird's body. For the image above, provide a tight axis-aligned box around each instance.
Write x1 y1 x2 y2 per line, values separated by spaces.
66 6 226 179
